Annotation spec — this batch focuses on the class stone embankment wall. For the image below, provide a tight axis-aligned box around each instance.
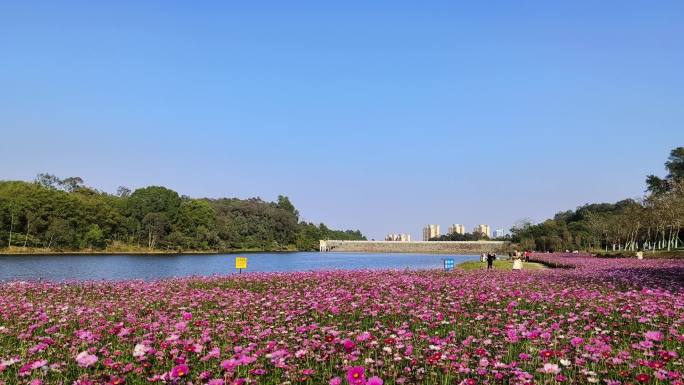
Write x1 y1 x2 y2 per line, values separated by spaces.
319 240 509 254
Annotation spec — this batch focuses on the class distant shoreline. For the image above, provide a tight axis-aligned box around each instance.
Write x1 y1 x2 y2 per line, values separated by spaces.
0 249 301 257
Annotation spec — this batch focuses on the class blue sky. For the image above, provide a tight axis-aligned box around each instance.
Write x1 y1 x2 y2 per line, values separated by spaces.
1 1 682 240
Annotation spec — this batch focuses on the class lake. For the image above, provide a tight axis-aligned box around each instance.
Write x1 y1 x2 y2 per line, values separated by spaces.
0 252 479 281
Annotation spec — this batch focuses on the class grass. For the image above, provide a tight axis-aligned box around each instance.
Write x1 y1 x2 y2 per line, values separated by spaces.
457 259 546 270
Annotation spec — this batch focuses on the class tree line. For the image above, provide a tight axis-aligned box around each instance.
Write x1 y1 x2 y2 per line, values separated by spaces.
0 176 365 252
429 232 496 241
511 147 684 252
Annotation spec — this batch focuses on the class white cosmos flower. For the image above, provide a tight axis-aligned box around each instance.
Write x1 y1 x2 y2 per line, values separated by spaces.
133 343 148 357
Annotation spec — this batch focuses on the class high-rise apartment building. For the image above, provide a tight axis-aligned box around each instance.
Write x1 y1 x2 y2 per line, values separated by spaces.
422 224 440 241
448 224 465 235
385 233 411 242
473 224 491 238
494 229 505 238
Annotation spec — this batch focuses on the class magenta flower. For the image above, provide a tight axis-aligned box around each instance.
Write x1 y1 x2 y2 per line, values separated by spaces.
221 359 238 371
170 364 189 378
346 366 366 385
329 377 342 385
342 339 356 352
367 376 383 385
645 331 663 342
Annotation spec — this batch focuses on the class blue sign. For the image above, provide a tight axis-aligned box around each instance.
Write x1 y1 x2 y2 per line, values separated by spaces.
443 258 455 271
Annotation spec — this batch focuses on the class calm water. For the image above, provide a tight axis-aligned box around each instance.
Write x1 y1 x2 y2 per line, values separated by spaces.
0 252 479 281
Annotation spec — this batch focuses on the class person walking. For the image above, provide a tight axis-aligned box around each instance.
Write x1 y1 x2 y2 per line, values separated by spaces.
486 253 496 270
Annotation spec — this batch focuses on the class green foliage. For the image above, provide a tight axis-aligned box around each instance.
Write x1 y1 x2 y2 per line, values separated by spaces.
430 232 486 241
296 222 366 251
646 146 684 194
512 147 684 252
83 224 105 249
0 177 365 252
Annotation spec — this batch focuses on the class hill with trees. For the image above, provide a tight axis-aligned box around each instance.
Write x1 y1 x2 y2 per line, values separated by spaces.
0 177 365 253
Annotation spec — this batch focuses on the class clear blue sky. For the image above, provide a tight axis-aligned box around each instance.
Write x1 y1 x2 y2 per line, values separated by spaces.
1 1 682 240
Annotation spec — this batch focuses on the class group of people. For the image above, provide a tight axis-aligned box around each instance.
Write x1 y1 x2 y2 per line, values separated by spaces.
510 250 531 261
480 250 533 271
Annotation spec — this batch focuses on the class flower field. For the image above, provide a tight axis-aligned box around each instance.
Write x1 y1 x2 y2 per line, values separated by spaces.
1 255 683 385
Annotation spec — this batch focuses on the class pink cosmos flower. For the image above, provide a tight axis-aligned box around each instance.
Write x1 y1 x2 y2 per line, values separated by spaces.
541 363 560 374
329 377 342 385
28 343 48 354
343 339 356 352
170 364 189 378
346 366 366 385
208 380 224 385
182 311 193 320
30 360 48 370
76 352 98 368
367 376 383 385
356 332 371 342
237 355 256 365
570 337 584 347
221 359 238 371
201 347 221 361
645 331 663 342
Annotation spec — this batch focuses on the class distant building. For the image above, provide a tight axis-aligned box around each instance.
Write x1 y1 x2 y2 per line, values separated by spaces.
422 224 440 241
494 229 505 238
385 233 411 242
473 224 491 238
448 224 465 235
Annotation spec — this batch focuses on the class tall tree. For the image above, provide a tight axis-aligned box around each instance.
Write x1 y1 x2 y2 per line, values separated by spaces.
647 147 684 194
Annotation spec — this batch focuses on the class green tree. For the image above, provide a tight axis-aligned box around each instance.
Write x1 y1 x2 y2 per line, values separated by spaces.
647 147 684 194
83 224 106 249
277 195 299 220
142 212 170 249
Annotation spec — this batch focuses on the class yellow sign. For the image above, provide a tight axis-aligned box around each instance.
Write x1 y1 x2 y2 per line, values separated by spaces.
235 257 247 270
